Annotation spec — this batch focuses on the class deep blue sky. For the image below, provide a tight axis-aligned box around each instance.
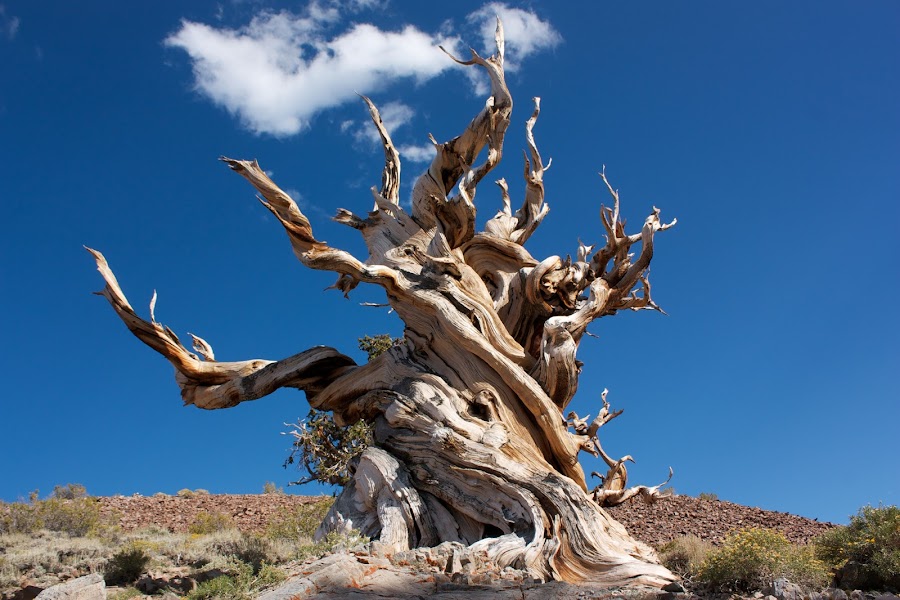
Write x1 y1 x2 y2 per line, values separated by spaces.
1 1 897 525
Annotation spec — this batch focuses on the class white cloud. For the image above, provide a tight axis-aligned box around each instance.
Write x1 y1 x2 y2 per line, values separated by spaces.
349 100 414 146
164 2 560 137
165 5 459 136
0 5 20 41
467 2 561 71
397 143 434 164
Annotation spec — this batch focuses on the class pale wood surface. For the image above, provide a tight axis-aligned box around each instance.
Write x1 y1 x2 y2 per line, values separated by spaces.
89 19 677 587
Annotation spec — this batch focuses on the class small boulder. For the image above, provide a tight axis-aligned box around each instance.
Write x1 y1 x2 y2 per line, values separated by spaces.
34 574 105 600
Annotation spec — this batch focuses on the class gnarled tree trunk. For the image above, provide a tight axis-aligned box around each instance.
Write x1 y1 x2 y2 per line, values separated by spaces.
89 20 677 587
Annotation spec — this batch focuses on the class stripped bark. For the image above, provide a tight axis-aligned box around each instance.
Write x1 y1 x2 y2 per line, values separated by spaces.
89 19 677 587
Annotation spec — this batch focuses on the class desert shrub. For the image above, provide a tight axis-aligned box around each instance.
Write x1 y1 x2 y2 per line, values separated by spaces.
264 497 333 542
188 511 235 535
262 481 283 495
658 534 713 578
38 496 102 536
697 528 829 592
177 489 195 498
186 560 285 600
187 570 247 600
51 484 88 500
0 497 42 534
104 542 151 585
698 492 719 501
294 530 369 561
0 489 102 536
217 534 276 574
815 504 900 590
194 530 288 574
194 489 210 495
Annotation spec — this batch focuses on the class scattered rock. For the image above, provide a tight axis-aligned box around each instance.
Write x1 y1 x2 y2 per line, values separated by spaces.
34 574 105 600
606 496 834 547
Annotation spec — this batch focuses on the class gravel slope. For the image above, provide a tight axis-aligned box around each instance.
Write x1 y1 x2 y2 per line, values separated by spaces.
98 493 834 547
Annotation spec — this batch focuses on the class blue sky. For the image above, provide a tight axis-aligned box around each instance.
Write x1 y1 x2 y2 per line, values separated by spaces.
1 1 897 525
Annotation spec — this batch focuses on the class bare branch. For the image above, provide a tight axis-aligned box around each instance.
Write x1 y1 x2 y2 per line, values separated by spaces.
411 19 511 248
87 247 356 409
484 97 549 244
360 95 401 206
593 467 675 507
220 157 400 293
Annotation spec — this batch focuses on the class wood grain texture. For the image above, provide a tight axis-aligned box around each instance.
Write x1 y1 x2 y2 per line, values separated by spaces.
89 19 677 587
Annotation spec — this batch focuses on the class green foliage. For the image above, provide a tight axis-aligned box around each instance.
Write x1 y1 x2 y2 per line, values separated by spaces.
658 534 713 579
698 492 719 501
357 334 401 360
104 542 151 585
264 497 334 542
815 504 900 590
212 533 276 574
697 528 829 592
186 560 285 600
188 511 235 535
0 488 102 536
294 530 369 561
0 498 43 534
282 335 399 487
51 484 88 500
285 411 373 486
262 481 284 495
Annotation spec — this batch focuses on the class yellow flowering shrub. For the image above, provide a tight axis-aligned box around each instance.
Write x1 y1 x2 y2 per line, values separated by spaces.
697 528 828 592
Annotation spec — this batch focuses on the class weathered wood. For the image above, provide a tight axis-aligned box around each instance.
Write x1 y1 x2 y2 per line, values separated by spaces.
90 18 677 587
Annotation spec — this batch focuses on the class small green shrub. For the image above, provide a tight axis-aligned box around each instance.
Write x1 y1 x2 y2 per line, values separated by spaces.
698 492 719 501
187 571 247 600
177 489 195 498
264 497 333 542
697 528 828 592
215 534 277 574
294 530 369 561
188 511 235 535
357 334 401 360
186 560 285 600
104 543 151 585
815 504 900 590
658 534 713 578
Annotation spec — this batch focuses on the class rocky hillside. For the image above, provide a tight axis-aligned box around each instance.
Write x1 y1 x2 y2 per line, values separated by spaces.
605 494 833 546
98 493 834 546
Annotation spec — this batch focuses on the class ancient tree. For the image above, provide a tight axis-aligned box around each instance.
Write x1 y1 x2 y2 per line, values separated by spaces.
89 22 677 587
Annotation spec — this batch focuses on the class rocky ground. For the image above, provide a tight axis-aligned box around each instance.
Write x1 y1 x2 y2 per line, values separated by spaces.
97 492 327 534
6 494 843 599
97 492 835 547
605 494 834 547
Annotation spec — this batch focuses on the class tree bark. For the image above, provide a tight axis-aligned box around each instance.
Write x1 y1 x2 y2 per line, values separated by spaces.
89 19 677 587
